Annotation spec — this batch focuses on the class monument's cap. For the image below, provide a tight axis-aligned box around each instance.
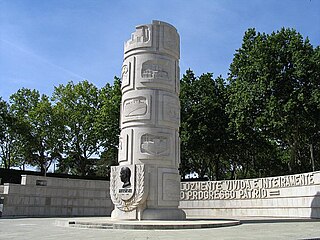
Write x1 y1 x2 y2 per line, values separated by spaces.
152 20 177 30
124 20 180 59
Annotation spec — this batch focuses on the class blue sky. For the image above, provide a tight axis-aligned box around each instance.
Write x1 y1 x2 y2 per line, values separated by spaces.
1 0 319 101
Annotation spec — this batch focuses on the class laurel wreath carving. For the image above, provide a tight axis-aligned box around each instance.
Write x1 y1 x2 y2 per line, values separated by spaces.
110 167 122 206
110 165 145 212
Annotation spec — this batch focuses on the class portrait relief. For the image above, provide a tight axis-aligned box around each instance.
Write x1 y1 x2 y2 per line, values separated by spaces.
120 166 132 188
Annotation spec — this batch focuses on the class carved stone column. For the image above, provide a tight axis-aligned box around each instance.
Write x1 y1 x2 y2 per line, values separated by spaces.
110 20 186 220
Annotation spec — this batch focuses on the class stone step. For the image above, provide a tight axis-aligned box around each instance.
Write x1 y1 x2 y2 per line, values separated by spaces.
69 221 113 229
63 218 241 230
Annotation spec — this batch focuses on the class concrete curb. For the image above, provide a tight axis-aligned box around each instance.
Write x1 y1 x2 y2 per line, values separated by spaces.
58 217 240 230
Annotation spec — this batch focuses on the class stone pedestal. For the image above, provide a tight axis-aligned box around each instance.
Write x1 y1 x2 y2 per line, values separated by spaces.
110 20 185 220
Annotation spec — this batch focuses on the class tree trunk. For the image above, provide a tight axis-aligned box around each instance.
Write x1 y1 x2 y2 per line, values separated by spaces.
310 143 315 172
215 154 220 181
288 141 297 173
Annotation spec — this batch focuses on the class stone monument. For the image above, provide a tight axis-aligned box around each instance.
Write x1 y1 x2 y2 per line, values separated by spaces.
110 20 186 220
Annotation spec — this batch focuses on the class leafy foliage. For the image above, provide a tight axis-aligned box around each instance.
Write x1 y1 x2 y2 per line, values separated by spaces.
52 80 103 176
95 77 121 178
9 89 64 174
180 70 229 180
227 28 320 175
0 98 24 169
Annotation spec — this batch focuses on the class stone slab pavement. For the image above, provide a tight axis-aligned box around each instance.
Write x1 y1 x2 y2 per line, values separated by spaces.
0 217 320 240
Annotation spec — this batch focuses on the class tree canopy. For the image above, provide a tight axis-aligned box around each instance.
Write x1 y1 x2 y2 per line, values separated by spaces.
0 78 121 178
180 70 229 180
227 28 320 175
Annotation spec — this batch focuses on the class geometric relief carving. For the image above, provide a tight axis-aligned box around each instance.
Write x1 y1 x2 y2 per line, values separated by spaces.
118 134 128 162
176 132 181 167
140 134 170 156
165 106 179 122
121 64 129 88
125 25 152 53
123 97 147 117
130 25 150 44
162 173 180 201
163 95 179 123
141 60 170 81
175 64 180 93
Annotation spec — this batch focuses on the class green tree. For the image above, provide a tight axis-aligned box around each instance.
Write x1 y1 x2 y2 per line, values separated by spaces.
0 98 24 169
95 77 121 177
309 46 320 172
10 89 64 174
0 98 11 168
227 28 319 174
53 80 101 176
180 70 229 180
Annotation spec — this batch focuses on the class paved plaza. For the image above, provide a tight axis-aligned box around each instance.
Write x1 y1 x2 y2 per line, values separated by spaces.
1 217 320 240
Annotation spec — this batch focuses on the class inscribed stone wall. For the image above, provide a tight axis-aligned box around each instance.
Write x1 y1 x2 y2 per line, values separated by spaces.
0 175 112 217
179 171 320 218
1 172 319 218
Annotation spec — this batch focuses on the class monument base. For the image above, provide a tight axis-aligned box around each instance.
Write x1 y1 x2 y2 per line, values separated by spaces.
142 208 186 220
111 208 138 220
111 207 186 220
61 217 240 230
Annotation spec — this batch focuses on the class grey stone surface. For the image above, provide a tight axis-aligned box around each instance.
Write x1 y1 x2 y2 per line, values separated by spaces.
1 217 320 240
180 171 320 219
60 217 240 230
1 171 320 219
0 175 112 217
110 20 185 220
